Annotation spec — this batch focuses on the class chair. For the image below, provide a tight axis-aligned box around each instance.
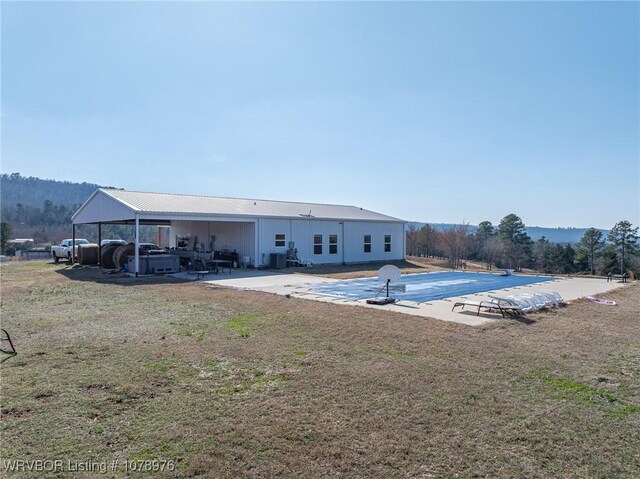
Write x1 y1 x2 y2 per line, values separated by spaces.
298 258 313 268
519 293 548 310
452 299 523 318
489 294 534 313
539 291 565 307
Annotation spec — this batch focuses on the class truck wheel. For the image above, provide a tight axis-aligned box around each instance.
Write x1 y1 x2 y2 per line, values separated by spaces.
53 253 59 264
67 253 72 263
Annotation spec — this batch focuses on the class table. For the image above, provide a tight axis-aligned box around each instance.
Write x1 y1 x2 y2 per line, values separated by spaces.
208 259 233 274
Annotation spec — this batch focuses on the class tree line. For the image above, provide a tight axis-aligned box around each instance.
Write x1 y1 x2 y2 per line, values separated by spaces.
0 219 158 253
1 200 80 226
0 172 104 209
0 199 157 250
407 214 639 277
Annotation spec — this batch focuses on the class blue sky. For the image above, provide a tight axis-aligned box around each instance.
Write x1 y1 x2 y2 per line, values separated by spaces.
2 2 638 229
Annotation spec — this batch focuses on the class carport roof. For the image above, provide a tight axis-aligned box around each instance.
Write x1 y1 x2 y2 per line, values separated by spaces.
72 188 405 224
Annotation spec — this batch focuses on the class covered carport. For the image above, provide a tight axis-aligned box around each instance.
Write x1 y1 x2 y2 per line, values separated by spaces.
72 188 257 276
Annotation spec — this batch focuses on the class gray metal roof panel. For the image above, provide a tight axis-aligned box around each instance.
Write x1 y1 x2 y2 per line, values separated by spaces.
100 189 404 222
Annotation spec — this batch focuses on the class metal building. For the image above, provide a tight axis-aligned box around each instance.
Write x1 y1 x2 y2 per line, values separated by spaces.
72 189 406 274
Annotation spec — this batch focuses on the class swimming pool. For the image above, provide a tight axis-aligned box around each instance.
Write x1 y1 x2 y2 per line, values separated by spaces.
309 271 558 303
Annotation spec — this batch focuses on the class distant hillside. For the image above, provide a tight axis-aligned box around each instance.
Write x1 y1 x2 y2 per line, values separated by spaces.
407 222 608 244
0 173 109 209
0 174 156 245
525 226 609 243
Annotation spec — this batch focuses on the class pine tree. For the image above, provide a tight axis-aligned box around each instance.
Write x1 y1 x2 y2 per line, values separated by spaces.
1 222 13 254
576 228 605 275
607 221 639 275
498 214 532 270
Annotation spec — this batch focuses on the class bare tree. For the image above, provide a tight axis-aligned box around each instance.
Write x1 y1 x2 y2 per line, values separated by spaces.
481 236 502 270
418 224 439 258
406 224 420 256
438 223 470 269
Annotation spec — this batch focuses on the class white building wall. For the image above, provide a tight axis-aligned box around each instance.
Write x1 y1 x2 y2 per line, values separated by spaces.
291 219 312 262
168 218 404 267
305 220 344 265
257 218 404 265
169 220 255 262
343 221 405 263
257 218 290 267
258 218 344 265
73 190 135 224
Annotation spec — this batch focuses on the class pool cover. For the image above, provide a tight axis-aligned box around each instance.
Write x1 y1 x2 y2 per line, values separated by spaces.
309 271 557 303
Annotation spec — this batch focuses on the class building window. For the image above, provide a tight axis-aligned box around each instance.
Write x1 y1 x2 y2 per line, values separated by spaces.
364 235 371 253
275 234 286 247
314 235 323 255
384 235 392 252
329 235 338 255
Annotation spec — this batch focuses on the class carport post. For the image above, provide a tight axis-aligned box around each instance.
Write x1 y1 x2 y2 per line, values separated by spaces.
340 221 345 266
134 215 140 277
72 224 76 264
98 223 102 268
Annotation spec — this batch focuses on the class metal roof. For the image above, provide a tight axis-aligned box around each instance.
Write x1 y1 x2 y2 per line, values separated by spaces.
74 188 404 223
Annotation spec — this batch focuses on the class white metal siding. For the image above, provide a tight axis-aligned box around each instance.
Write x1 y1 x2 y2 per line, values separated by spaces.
257 219 291 266
256 219 405 265
169 220 255 263
258 219 345 265
305 220 344 265
291 220 312 263
73 190 135 224
344 221 405 263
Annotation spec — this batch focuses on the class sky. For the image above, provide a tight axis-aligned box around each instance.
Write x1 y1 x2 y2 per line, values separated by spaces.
1 1 638 229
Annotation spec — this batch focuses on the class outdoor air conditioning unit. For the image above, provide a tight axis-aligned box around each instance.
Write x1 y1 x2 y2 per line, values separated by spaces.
270 253 287 269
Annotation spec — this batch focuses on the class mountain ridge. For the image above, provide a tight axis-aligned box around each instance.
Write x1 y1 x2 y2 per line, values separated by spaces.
1 173 112 209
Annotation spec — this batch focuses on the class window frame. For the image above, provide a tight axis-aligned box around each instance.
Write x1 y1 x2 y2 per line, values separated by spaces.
275 233 286 248
384 234 392 253
313 234 323 255
364 234 372 254
329 234 338 255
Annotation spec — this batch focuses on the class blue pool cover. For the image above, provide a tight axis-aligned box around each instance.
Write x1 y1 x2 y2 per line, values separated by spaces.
310 271 558 303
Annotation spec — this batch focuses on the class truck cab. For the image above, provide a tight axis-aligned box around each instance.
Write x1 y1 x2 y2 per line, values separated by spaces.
51 239 90 263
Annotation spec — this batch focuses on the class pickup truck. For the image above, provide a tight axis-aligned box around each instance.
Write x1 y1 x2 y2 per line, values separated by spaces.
51 239 90 263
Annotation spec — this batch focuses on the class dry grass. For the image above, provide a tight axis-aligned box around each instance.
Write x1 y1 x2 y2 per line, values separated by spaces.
1 261 639 478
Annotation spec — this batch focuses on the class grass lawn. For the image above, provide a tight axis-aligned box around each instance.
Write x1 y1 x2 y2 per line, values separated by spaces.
1 261 639 478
